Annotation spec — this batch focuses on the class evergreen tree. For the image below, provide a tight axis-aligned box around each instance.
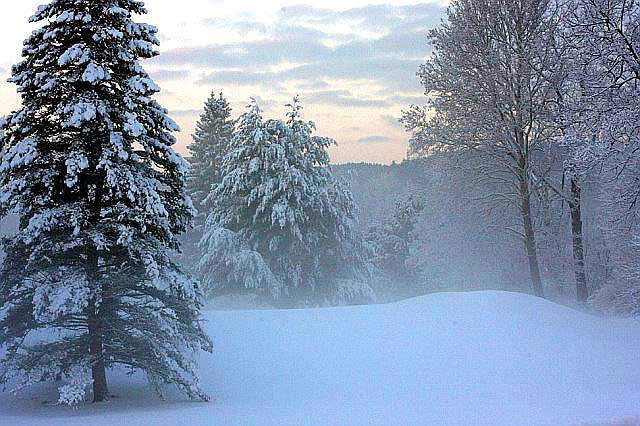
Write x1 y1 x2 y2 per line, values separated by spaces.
182 92 234 270
0 0 212 404
366 194 425 281
197 102 284 299
200 98 372 306
187 91 234 213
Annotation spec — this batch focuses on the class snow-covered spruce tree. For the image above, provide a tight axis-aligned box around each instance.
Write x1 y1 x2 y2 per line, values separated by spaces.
181 92 234 270
0 1 212 404
200 98 372 306
187 91 234 213
365 195 425 282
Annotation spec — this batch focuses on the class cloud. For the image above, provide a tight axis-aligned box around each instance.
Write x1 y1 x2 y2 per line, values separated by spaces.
388 95 427 106
201 18 268 35
295 80 330 90
303 90 390 108
193 59 424 93
276 4 441 61
251 95 281 111
197 69 283 87
170 109 201 117
149 69 190 81
278 3 442 29
154 3 444 95
358 135 394 144
156 26 329 69
146 2 444 163
381 114 403 128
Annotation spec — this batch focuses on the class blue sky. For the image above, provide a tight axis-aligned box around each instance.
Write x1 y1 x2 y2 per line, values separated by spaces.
0 0 447 163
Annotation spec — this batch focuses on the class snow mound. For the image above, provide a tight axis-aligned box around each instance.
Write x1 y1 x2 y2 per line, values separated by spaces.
1 291 639 425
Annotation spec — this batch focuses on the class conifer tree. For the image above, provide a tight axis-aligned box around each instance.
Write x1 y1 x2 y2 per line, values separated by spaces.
181 92 234 270
197 102 283 299
0 0 212 404
200 98 372 306
366 194 425 281
187 91 234 213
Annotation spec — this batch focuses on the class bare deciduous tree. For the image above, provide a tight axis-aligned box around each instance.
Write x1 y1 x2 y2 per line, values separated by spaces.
404 0 567 297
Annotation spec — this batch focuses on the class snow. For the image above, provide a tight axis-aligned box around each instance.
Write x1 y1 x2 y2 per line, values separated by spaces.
81 63 110 84
1 291 639 425
0 138 38 173
64 102 97 128
197 226 283 297
123 112 145 137
58 44 90 66
107 7 129 16
32 269 90 322
65 153 90 187
128 75 160 94
57 365 93 407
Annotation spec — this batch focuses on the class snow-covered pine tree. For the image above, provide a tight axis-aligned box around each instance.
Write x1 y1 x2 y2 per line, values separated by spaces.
366 195 425 279
365 194 425 299
187 91 234 213
0 0 212 404
197 100 280 299
181 92 234 270
200 98 372 306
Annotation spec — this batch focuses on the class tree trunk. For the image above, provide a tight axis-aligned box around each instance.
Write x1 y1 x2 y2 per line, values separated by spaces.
519 174 545 298
569 177 588 303
88 298 108 402
86 169 108 402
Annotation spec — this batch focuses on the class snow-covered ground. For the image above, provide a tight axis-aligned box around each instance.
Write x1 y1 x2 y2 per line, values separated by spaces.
1 291 639 425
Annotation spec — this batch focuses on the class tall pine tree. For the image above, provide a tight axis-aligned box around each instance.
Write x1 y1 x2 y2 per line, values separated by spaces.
200 98 372 306
187 91 234 209
197 102 283 299
181 92 234 271
0 1 211 404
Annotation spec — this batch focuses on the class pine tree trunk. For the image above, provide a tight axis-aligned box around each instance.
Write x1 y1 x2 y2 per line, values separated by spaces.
569 177 588 303
519 172 545 298
88 297 108 402
87 175 108 402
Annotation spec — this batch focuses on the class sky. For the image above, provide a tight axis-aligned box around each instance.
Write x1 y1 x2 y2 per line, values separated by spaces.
0 0 447 164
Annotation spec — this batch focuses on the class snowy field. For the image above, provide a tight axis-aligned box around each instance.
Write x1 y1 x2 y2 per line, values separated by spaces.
1 291 639 426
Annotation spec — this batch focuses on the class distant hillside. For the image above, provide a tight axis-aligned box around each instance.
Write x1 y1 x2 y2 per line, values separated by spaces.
333 161 428 230
332 157 538 294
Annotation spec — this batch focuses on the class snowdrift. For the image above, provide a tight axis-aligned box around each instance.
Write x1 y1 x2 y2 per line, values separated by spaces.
1 291 639 425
